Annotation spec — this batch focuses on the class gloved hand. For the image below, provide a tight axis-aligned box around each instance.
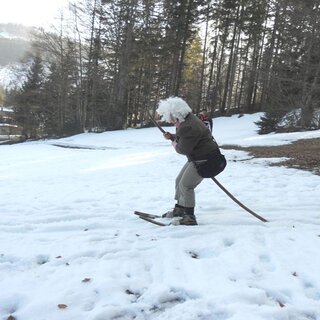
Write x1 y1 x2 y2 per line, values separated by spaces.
163 132 175 141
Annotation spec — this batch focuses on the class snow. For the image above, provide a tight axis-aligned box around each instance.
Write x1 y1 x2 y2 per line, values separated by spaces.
0 113 320 320
0 64 26 89
0 123 18 127
214 113 320 146
0 107 14 113
0 31 23 40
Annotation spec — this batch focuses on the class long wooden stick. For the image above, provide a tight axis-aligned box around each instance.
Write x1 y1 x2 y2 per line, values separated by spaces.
147 110 166 134
211 177 268 222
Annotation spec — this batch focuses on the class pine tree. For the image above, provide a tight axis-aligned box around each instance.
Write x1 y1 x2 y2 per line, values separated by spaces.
14 53 44 138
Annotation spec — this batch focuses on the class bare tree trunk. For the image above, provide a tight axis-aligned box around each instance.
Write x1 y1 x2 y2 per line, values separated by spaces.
175 0 194 96
237 36 250 112
206 33 218 111
221 5 240 113
84 0 98 131
261 2 280 108
245 35 259 113
301 4 320 128
215 22 229 113
57 12 67 134
301 61 320 128
113 0 138 129
71 2 85 132
227 29 241 111
197 4 210 114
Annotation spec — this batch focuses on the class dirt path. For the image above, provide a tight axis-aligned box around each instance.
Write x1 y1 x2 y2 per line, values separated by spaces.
222 138 320 176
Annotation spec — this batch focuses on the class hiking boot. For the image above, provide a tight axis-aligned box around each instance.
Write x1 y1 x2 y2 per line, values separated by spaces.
172 214 198 226
162 204 184 218
171 207 198 226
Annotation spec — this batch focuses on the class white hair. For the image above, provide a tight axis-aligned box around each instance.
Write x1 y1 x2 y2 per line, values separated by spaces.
156 97 192 122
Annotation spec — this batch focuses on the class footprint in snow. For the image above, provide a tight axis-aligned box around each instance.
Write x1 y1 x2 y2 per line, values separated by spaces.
302 278 320 301
258 254 275 272
223 238 235 247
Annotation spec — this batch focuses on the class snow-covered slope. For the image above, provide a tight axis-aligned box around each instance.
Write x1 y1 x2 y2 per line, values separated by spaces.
0 63 26 89
0 24 31 87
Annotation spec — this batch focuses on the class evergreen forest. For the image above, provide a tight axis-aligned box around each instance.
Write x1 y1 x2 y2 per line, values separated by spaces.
4 0 320 138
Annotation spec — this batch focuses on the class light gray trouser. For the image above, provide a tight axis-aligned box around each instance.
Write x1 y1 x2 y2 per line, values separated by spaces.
175 161 203 208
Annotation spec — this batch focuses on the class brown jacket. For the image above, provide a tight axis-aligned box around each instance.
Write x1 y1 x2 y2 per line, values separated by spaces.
175 113 219 161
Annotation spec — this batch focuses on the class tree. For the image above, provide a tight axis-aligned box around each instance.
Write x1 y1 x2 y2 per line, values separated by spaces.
0 86 5 106
14 53 44 138
6 0 320 137
181 34 203 110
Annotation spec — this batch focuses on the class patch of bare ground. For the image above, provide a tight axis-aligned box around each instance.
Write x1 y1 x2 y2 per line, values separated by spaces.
222 138 320 176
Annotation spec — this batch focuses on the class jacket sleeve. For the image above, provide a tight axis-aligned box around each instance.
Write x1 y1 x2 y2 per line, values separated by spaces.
175 125 201 156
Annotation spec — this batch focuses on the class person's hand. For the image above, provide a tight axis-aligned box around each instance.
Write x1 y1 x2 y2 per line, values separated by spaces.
163 132 174 141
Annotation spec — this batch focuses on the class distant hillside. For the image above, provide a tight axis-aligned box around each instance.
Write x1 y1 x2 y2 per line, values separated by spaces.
0 23 33 66
0 38 31 65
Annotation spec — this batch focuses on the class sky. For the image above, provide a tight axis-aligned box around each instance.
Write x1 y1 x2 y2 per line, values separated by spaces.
0 113 320 319
0 0 70 27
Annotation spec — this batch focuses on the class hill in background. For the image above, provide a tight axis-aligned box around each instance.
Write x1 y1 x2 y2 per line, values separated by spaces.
0 23 33 66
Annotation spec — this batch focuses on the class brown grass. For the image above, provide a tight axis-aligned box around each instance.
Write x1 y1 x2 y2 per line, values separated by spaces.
222 138 320 176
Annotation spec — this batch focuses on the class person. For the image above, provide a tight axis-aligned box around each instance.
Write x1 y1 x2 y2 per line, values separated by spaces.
198 109 213 133
156 97 226 226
